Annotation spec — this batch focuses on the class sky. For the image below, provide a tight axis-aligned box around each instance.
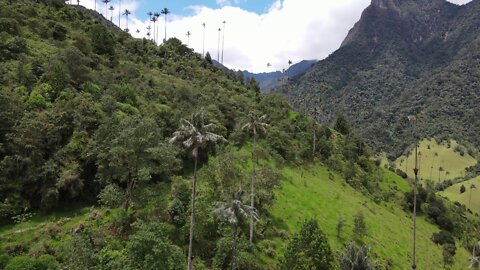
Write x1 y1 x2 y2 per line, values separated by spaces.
71 0 473 73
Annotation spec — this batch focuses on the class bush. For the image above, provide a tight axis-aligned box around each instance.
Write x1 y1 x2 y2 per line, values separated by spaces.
281 219 334 269
340 242 376 270
431 230 454 246
353 212 367 240
98 184 125 208
460 184 466 194
5 256 35 270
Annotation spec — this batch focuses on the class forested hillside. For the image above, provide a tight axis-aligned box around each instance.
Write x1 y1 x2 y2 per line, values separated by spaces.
273 0 480 158
0 0 479 269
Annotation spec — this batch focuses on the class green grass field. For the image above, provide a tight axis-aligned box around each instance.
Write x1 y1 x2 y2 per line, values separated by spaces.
394 139 477 182
440 176 480 214
261 165 471 269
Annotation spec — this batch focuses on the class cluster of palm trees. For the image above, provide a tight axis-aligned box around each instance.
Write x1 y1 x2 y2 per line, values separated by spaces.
170 110 268 269
146 8 170 44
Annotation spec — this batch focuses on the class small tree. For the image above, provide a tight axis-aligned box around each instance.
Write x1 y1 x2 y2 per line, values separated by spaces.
353 212 367 240
281 219 334 269
460 184 466 194
334 114 350 135
442 243 456 268
336 217 346 240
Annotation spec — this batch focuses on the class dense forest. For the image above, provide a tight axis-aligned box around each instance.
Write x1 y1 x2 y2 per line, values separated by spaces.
0 0 479 269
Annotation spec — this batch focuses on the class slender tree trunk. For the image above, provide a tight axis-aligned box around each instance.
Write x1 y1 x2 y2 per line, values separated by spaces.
412 145 418 270
221 22 226 64
202 26 205 57
118 0 121 28
312 123 316 159
187 154 198 270
231 225 239 270
250 133 256 243
105 4 107 19
164 15 167 43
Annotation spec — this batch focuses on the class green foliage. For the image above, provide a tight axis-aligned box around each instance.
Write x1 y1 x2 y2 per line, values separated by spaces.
334 114 350 135
4 255 58 270
88 24 115 56
460 184 466 194
353 212 367 240
98 184 125 208
339 242 376 270
126 220 185 270
281 219 335 269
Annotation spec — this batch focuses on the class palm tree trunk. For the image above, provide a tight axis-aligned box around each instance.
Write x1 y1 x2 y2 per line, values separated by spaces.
221 22 225 64
250 133 256 243
412 145 418 270
164 15 167 43
118 0 121 28
157 20 160 44
187 154 198 270
312 123 316 158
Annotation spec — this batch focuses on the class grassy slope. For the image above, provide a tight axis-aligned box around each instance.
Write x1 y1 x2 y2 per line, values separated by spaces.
395 139 477 182
262 165 470 269
440 176 480 214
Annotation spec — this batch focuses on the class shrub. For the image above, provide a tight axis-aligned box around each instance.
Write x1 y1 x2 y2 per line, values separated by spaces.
340 242 376 270
431 230 454 246
460 185 466 194
98 184 124 208
353 212 367 240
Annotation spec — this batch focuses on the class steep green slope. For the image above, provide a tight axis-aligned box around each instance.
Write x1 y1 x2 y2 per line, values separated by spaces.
273 0 480 158
440 176 480 214
262 165 471 269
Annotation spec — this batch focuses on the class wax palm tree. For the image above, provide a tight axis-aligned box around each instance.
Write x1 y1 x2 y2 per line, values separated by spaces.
108 5 114 22
242 111 268 243
186 31 191 46
102 0 110 18
267 63 272 71
212 191 258 270
94 0 96 12
76 0 80 6
408 115 419 270
202 22 206 57
217 27 222 62
170 111 227 270
154 12 160 43
161 8 170 42
151 17 157 43
147 12 153 39
123 9 131 32
288 60 292 67
136 29 140 35
469 241 480 269
221 20 226 64
311 107 319 158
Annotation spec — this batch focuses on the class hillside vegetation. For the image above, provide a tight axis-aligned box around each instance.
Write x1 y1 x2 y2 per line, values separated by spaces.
440 176 480 215
0 0 479 269
273 0 480 158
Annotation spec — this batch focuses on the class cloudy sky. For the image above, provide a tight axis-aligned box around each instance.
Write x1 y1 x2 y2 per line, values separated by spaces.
71 0 473 73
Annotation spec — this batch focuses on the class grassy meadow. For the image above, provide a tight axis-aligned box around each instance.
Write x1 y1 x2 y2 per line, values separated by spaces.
394 139 477 182
261 165 471 269
440 176 480 214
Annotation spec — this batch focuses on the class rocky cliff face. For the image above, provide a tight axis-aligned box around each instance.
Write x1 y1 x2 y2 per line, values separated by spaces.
272 0 480 157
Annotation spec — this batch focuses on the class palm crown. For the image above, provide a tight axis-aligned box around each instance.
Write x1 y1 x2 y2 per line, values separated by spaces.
169 111 227 157
242 111 268 136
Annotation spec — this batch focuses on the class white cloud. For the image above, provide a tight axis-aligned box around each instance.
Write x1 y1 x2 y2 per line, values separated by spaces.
71 0 474 72
447 0 472 5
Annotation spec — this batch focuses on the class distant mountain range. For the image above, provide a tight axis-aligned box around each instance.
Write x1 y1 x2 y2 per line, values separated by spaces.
272 0 480 157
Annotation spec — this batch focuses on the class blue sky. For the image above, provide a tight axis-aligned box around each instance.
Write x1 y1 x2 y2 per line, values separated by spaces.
134 0 276 18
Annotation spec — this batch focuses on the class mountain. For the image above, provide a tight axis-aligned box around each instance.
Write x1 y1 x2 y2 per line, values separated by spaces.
273 0 480 158
242 60 317 91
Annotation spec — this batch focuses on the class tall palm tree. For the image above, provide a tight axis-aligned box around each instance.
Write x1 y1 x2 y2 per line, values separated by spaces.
123 9 131 33
186 31 192 46
161 8 170 42
118 0 121 28
170 111 227 270
76 0 80 6
288 60 293 67
102 0 110 18
147 12 153 40
108 5 114 22
267 63 272 71
242 111 268 243
217 28 221 62
202 22 206 57
94 0 96 12
154 12 160 43
221 20 226 64
151 17 157 43
311 107 318 158
408 115 418 270
136 29 140 35
212 192 258 270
